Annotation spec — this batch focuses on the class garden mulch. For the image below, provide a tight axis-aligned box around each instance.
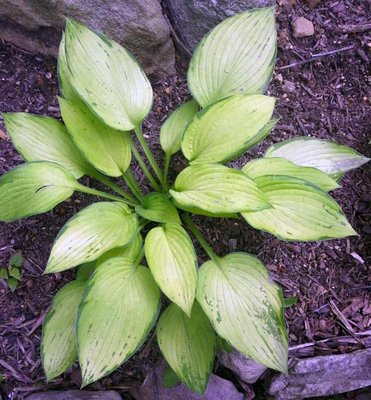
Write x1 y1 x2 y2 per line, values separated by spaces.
0 1 370 399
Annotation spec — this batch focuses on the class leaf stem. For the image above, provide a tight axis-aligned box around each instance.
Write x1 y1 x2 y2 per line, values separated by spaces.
88 170 139 204
182 213 219 263
129 139 161 192
134 125 164 185
163 153 171 193
122 168 143 201
75 183 136 207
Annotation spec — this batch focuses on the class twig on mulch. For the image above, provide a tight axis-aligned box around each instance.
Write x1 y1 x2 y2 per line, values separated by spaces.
27 310 47 336
334 23 371 34
0 359 32 384
278 45 355 70
329 300 356 335
289 332 371 358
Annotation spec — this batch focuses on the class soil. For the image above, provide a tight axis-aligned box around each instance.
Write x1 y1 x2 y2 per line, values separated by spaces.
0 1 370 399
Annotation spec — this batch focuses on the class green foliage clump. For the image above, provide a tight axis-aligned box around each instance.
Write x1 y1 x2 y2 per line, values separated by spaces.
0 7 368 392
0 251 23 292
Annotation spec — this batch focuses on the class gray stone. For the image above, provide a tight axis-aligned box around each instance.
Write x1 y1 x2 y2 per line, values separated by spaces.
132 361 245 400
26 390 121 400
292 17 314 38
218 350 267 384
0 0 175 75
165 0 276 53
282 80 296 93
267 348 371 400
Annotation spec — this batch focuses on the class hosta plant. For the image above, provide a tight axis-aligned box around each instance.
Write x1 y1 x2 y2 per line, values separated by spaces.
1 7 369 392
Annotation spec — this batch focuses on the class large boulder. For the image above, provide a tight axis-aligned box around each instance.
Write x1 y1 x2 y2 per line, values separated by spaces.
0 0 175 75
165 0 276 53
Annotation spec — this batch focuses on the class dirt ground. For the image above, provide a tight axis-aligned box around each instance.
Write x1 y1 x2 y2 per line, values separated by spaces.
0 1 370 399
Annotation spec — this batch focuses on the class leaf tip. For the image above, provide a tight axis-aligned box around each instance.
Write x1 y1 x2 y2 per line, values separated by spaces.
190 381 208 395
44 370 57 383
44 259 57 275
182 303 193 319
342 222 358 238
80 370 95 389
2 112 12 122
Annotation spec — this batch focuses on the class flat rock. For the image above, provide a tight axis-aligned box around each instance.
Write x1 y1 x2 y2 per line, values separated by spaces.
132 361 244 400
166 0 275 53
267 348 371 400
0 0 175 75
26 390 121 400
292 17 314 38
218 350 267 384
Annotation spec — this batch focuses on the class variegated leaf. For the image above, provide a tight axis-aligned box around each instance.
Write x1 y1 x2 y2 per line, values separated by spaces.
3 113 89 179
157 302 216 393
77 257 160 385
0 162 78 222
265 137 369 176
46 202 138 273
242 176 357 241
181 95 275 164
170 164 270 214
59 97 131 177
96 233 143 266
136 193 181 224
197 252 288 372
242 157 340 192
41 280 85 380
188 7 276 107
58 33 77 100
160 100 199 155
64 19 153 131
145 223 198 316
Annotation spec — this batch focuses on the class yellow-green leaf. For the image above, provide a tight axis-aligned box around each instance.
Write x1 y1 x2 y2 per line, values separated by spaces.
170 198 239 219
59 97 131 177
265 137 369 176
46 202 138 273
170 164 270 214
242 157 340 192
41 280 85 380
0 162 77 222
75 262 97 281
145 223 198 316
58 33 77 100
64 19 153 131
77 257 160 386
160 100 199 155
181 95 275 164
3 113 89 179
188 7 276 108
242 176 357 241
157 302 216 393
197 252 288 372
136 193 181 224
96 233 143 266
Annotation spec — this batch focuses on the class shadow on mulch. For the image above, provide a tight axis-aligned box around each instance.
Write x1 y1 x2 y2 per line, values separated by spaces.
0 1 370 399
